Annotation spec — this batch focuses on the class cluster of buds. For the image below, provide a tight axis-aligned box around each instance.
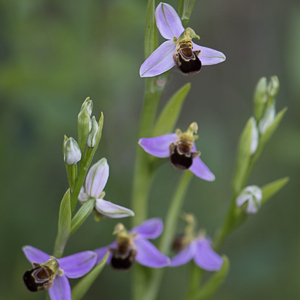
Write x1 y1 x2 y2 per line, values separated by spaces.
63 97 101 166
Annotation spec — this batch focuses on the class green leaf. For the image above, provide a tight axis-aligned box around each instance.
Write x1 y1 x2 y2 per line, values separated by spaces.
177 0 197 28
71 199 95 235
153 83 191 137
53 189 71 258
253 107 287 164
71 252 109 300
261 177 289 205
232 117 254 195
144 0 158 59
191 256 230 300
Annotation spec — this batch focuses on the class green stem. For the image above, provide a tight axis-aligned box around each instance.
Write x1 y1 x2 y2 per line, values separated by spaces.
185 263 204 300
142 171 193 300
66 164 76 192
70 147 94 215
131 78 164 300
213 156 256 250
213 197 235 250
160 171 193 253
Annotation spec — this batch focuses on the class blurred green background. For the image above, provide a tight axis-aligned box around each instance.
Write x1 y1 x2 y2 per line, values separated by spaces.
0 0 299 299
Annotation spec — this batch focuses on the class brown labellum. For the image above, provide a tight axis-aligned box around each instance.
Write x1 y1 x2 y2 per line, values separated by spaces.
173 47 201 75
109 247 137 270
23 264 55 292
169 142 200 170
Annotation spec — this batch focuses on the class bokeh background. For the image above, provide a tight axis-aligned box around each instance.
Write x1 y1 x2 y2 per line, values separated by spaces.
1 0 299 299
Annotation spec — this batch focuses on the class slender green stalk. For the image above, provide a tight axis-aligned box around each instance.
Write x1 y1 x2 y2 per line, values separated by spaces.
142 171 193 300
212 197 235 250
131 0 163 298
213 155 255 250
160 171 193 254
185 263 204 300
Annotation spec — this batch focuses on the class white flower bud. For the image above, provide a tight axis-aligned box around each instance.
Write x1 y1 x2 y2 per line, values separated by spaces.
259 104 276 134
236 185 262 214
87 116 99 148
64 137 82 165
250 119 259 154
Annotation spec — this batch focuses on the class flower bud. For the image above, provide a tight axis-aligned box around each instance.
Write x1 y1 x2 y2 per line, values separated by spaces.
236 185 262 214
64 137 81 165
267 75 279 99
253 77 267 121
250 119 259 154
78 97 93 152
87 116 99 148
259 104 276 134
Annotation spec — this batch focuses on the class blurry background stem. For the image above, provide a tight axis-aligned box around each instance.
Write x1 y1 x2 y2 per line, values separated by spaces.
142 171 193 300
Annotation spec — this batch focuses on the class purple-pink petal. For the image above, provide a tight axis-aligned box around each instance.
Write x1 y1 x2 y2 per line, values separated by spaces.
189 144 215 181
139 41 176 77
134 238 170 268
189 156 215 181
58 251 96 278
48 275 71 300
155 3 184 39
131 218 163 239
22 246 50 265
170 241 197 267
94 242 116 264
95 199 134 218
85 158 109 199
194 238 223 271
193 43 226 66
139 133 177 158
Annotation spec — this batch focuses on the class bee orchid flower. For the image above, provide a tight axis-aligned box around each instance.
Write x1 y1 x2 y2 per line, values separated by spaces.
139 122 215 181
139 2 226 77
22 246 97 300
94 218 170 270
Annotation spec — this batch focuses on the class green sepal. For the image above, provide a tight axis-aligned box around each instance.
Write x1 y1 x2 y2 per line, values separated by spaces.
253 107 287 164
63 135 77 190
261 177 289 205
153 83 191 137
232 117 254 195
53 189 71 258
253 77 267 121
71 252 109 300
71 199 95 235
177 0 196 28
86 112 104 161
78 97 93 154
65 164 77 193
144 0 158 59
190 256 230 300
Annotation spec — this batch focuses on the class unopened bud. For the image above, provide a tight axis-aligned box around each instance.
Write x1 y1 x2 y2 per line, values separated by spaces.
78 97 93 152
236 185 262 214
259 104 276 134
253 77 267 121
64 137 81 165
87 116 99 148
